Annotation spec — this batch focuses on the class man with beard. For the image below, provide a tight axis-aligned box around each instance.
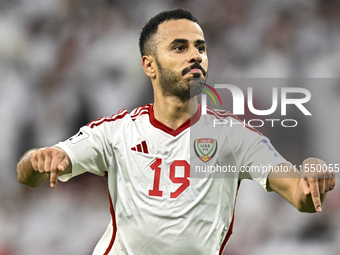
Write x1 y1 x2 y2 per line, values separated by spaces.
17 8 336 255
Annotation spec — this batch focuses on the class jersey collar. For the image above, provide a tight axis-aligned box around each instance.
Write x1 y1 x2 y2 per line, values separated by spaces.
148 104 201 136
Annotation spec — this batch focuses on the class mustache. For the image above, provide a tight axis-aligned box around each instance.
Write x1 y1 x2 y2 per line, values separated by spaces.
181 63 207 77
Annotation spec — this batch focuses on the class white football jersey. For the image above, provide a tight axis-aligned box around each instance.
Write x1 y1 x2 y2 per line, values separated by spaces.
56 104 290 255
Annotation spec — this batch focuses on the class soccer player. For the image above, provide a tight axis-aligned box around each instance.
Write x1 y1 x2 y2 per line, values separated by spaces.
17 9 336 255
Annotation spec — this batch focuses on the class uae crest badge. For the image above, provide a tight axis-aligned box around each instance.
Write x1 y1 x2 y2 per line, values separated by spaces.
194 138 218 162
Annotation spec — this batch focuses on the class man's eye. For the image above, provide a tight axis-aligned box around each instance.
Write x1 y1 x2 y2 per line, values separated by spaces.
174 45 185 51
196 46 205 52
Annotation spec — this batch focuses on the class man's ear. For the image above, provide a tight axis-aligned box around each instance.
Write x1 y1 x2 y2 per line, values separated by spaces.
141 55 156 78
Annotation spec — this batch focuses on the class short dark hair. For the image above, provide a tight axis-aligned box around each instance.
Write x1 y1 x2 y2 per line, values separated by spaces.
139 8 198 57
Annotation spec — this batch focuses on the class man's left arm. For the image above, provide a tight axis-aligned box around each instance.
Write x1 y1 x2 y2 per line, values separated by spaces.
267 158 336 213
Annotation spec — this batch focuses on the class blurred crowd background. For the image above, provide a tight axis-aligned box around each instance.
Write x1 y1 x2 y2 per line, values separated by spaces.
1 0 340 254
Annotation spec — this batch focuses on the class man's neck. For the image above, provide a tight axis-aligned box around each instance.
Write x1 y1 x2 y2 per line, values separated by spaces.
153 96 198 130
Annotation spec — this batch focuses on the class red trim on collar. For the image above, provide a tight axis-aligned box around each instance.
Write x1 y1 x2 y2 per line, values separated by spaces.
148 104 201 136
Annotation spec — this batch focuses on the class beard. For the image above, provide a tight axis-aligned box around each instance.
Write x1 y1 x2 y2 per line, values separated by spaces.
156 60 207 102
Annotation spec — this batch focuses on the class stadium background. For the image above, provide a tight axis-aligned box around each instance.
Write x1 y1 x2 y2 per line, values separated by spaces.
1 0 340 254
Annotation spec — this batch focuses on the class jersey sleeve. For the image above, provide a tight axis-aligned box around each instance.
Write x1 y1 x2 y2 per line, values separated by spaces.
228 124 291 191
55 124 113 182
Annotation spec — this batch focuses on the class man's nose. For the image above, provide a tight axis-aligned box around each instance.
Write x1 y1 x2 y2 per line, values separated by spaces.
187 47 202 63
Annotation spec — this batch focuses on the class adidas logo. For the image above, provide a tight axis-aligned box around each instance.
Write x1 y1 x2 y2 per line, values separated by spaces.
131 140 149 154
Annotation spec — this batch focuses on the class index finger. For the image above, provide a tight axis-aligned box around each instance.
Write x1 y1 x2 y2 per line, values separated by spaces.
50 168 59 188
308 178 322 212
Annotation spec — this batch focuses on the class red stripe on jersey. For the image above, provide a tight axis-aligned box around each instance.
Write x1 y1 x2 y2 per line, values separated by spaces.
131 104 151 120
104 191 117 255
136 144 142 152
141 140 149 154
207 108 262 136
148 104 201 136
219 181 240 255
131 147 136 151
131 110 149 121
207 106 232 117
87 110 128 128
206 110 229 121
131 104 150 117
219 215 235 255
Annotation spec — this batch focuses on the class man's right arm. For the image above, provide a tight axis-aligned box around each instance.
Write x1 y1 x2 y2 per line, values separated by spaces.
17 147 72 188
